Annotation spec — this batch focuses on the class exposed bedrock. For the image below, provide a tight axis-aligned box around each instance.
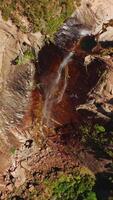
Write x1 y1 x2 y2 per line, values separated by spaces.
0 16 43 178
38 42 113 128
1 0 113 195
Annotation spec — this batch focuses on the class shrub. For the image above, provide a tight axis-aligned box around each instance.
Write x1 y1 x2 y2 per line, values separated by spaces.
14 49 36 65
44 167 97 200
79 123 113 158
7 167 97 200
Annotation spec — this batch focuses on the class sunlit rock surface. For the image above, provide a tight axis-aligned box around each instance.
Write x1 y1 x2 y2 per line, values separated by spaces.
0 14 43 183
55 0 113 50
75 0 113 40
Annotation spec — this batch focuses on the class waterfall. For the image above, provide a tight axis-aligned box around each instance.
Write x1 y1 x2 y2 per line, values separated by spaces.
41 51 74 131
55 17 91 50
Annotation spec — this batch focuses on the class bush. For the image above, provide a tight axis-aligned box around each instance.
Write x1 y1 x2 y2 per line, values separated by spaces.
7 167 97 199
79 123 113 158
44 167 97 200
14 49 36 65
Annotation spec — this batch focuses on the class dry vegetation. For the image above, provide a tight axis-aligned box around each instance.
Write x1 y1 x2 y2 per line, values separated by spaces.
0 0 76 38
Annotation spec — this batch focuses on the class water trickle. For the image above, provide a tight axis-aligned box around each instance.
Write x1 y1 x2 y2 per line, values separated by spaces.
41 51 74 132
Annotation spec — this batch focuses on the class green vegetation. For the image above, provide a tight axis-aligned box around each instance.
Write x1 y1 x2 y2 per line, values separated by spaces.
7 167 97 200
14 49 36 65
0 0 76 38
80 123 113 158
12 15 27 33
0 0 15 21
94 124 106 134
45 167 96 200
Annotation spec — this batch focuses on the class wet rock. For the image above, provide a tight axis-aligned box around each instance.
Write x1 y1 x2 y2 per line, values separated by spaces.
55 17 92 50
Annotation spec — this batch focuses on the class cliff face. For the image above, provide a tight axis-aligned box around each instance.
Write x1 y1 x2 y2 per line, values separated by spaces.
0 0 113 199
74 0 113 32
0 15 43 182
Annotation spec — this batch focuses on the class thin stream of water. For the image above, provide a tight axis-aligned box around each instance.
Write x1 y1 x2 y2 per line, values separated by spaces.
41 51 74 131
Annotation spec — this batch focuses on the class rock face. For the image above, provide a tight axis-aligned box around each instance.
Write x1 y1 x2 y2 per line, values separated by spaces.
0 14 43 181
55 17 92 50
1 0 113 198
53 0 113 126
55 0 113 51
75 0 113 41
39 45 112 127
75 0 113 27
